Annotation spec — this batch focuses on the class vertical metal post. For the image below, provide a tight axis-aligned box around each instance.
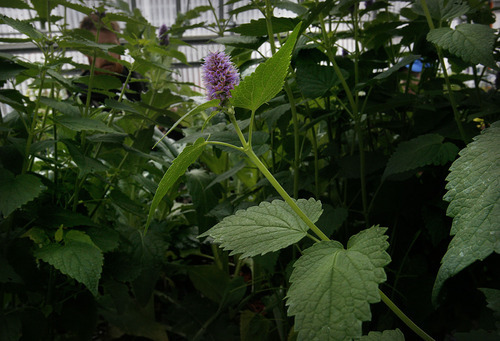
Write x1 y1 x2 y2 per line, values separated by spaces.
218 0 224 21
129 0 136 11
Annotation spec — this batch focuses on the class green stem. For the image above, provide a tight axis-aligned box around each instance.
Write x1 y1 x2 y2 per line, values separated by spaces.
310 123 320 199
228 109 329 241
207 0 224 36
263 0 300 198
227 108 248 147
22 66 47 174
264 0 277 54
317 5 368 222
246 148 329 241
392 230 421 300
211 244 224 271
70 27 105 211
355 116 369 225
93 66 135 159
233 254 243 277
89 91 158 217
207 140 244 152
53 116 59 203
317 10 356 111
248 109 256 147
420 0 468 144
106 66 134 125
307 233 321 243
284 83 300 199
352 4 368 224
380 290 435 341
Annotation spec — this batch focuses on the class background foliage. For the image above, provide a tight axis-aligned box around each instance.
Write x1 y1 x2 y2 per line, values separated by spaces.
0 0 499 340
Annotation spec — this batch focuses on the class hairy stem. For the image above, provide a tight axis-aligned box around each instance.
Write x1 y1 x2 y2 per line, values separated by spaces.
228 110 329 241
246 148 329 241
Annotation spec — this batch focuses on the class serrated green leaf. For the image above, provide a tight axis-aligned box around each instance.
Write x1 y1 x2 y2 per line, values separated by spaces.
276 1 308 16
61 140 108 177
229 17 300 36
433 122 500 302
74 74 124 90
34 230 103 296
109 189 144 216
427 24 496 68
0 59 28 81
55 116 117 133
383 134 459 180
287 226 390 341
103 98 141 115
0 169 46 217
86 227 120 253
230 22 302 111
479 288 500 330
186 169 221 211
359 329 405 341
213 35 266 49
0 15 44 41
146 137 207 230
0 0 31 9
0 89 29 112
23 227 50 246
31 0 58 24
40 97 80 116
51 0 92 15
412 0 469 21
296 64 342 98
200 198 323 258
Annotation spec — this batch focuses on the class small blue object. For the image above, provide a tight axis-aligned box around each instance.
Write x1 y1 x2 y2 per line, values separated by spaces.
409 59 423 72
406 59 431 73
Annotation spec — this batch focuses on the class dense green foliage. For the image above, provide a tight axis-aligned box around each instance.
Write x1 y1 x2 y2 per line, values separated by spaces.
0 0 499 340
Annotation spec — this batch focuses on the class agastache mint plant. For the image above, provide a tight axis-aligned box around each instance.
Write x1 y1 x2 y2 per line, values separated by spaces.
146 23 435 341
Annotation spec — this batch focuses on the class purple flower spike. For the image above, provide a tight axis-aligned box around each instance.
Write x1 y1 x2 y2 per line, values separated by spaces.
202 51 240 103
158 24 169 46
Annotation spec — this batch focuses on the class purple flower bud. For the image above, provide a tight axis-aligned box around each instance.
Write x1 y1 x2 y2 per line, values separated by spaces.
202 51 240 103
158 24 169 46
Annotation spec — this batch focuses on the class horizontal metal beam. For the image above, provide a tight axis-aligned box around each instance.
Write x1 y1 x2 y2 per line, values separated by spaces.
0 35 221 54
